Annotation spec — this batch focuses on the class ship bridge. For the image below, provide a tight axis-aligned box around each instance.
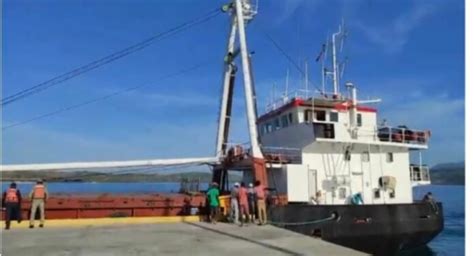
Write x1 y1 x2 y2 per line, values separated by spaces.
257 95 431 150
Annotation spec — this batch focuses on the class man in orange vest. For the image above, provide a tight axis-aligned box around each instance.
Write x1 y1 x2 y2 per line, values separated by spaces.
29 179 48 228
2 182 23 230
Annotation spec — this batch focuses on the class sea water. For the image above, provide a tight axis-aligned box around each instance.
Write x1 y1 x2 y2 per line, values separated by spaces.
1 182 465 255
409 185 465 256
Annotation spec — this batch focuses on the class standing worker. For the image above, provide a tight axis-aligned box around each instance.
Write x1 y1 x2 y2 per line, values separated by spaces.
255 180 267 225
29 179 48 228
230 182 240 225
2 182 23 230
247 183 256 223
238 182 250 226
206 182 220 224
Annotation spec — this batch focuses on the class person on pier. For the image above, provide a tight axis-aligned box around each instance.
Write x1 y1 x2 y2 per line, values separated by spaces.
230 182 240 225
29 179 48 228
238 182 250 226
254 180 267 225
2 182 23 230
206 182 220 224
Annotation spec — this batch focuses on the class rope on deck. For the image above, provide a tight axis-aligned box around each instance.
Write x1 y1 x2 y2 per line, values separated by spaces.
268 213 337 226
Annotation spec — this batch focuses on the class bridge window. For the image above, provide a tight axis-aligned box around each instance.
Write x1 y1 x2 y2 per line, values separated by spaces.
274 118 281 130
282 115 289 128
288 113 293 124
315 110 326 121
305 110 326 122
386 153 394 163
329 112 338 122
265 122 272 133
357 113 362 127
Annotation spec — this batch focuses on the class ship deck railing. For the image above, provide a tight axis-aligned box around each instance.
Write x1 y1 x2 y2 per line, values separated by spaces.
222 143 302 165
376 126 430 145
410 164 431 185
261 146 302 164
264 89 330 113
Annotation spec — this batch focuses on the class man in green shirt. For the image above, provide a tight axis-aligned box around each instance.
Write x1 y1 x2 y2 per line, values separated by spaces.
206 182 220 224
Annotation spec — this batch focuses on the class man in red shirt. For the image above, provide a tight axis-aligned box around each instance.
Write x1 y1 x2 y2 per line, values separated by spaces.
238 182 250 226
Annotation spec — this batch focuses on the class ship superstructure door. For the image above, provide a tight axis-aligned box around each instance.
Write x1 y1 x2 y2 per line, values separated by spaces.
359 151 372 204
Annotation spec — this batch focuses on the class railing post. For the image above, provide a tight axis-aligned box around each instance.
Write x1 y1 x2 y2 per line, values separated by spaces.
389 127 392 143
402 128 405 143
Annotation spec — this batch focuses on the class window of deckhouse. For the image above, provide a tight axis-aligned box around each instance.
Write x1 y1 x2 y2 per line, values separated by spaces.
386 153 394 163
357 113 362 127
329 112 339 122
344 149 351 161
288 112 294 124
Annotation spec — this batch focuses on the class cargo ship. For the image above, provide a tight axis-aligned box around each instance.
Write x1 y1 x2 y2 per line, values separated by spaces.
1 1 443 255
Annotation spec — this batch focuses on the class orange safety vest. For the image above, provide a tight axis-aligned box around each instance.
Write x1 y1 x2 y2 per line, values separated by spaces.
33 185 45 199
5 188 19 203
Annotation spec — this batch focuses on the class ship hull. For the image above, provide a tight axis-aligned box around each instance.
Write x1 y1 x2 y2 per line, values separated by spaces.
268 202 444 255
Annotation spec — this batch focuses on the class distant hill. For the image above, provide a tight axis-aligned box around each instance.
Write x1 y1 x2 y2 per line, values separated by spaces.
430 162 465 185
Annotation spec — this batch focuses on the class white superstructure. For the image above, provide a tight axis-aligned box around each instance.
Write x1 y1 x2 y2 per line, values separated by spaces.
257 94 430 205
253 23 431 205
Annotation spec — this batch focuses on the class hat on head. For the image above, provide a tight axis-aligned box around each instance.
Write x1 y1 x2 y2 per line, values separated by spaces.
234 182 240 187
249 183 253 187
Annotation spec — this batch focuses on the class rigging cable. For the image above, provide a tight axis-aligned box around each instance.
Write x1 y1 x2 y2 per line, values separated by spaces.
2 61 211 130
1 8 222 107
259 29 323 94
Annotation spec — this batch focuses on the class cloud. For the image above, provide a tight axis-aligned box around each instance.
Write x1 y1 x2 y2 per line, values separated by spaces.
272 0 321 25
355 2 438 53
378 92 464 165
1 119 220 164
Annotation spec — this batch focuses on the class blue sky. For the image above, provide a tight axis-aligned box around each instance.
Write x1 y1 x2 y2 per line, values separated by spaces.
2 0 465 166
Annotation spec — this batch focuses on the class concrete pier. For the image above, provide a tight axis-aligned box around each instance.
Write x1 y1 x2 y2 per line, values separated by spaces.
1 220 367 256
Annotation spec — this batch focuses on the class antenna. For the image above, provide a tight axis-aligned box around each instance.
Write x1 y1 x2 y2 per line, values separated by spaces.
339 19 347 52
330 19 348 98
331 24 342 96
272 83 276 110
339 56 348 83
285 68 290 98
316 43 327 95
305 60 309 98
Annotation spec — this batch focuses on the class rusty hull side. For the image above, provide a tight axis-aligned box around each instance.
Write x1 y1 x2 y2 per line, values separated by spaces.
1 193 207 220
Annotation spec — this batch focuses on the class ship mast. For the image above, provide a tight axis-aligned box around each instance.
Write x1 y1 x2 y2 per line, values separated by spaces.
328 21 346 98
215 0 263 158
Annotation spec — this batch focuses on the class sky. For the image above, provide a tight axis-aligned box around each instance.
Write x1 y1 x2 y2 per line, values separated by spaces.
1 0 465 166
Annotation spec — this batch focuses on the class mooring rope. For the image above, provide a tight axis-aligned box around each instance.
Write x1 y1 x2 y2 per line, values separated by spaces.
268 213 337 226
